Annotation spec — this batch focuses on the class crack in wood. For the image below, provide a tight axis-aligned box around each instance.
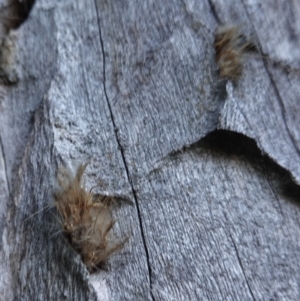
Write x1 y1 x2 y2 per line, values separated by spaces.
228 230 256 301
206 0 221 24
93 1 155 300
0 134 10 194
148 129 300 210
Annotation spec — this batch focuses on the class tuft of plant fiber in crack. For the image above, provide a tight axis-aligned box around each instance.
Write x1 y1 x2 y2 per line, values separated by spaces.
54 163 128 271
214 25 256 82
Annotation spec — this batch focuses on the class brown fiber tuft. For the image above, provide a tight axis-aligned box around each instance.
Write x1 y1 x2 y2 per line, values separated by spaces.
214 25 256 81
54 163 127 270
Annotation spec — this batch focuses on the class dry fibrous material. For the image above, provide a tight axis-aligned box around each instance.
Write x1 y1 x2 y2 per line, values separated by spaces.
55 163 127 270
214 25 256 81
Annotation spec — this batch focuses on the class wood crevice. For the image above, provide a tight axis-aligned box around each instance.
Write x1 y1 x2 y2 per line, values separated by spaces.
206 0 221 24
0 133 10 194
228 230 256 301
93 1 155 299
148 130 300 209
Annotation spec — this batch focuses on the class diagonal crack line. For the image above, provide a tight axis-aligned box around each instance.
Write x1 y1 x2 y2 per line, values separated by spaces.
228 231 256 301
0 134 10 193
207 0 220 23
93 2 155 300
261 161 285 219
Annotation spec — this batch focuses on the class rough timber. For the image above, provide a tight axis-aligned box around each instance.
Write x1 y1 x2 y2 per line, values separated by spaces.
0 0 299 300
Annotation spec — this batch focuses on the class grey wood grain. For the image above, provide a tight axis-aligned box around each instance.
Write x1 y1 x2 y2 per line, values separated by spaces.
136 135 300 301
211 0 300 183
0 0 299 300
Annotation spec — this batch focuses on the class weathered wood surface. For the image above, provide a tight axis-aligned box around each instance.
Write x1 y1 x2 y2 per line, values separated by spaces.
0 0 299 300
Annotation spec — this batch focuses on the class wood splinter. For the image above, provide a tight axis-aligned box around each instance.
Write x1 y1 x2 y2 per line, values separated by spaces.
54 163 128 271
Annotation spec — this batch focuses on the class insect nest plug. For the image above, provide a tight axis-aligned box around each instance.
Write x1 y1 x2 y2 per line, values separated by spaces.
54 163 128 271
214 25 256 81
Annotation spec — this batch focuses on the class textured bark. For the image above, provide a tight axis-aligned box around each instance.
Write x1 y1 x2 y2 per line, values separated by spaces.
0 0 299 300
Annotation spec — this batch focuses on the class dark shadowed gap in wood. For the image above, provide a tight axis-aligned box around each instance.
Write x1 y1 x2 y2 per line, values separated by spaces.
168 129 300 208
206 131 300 208
0 0 36 30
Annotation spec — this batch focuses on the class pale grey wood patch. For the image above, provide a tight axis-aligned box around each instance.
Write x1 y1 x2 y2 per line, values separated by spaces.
0 0 299 300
